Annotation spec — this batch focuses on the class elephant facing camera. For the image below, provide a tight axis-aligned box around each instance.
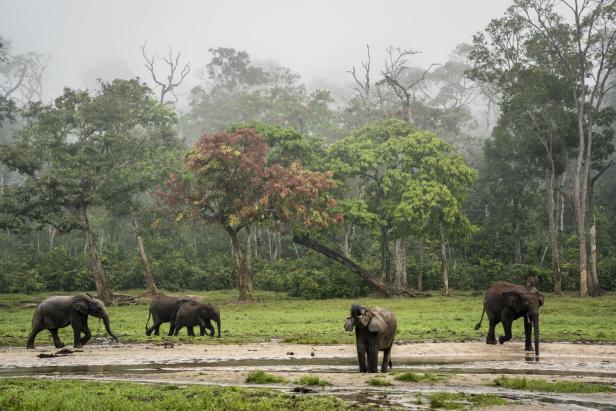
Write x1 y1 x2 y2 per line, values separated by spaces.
344 305 397 373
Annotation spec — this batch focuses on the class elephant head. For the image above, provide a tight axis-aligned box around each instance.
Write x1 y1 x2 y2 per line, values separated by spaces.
502 288 544 360
72 294 118 341
344 304 388 334
198 303 221 338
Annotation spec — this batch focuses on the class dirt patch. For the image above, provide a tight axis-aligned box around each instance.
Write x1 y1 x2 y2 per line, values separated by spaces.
1 342 616 410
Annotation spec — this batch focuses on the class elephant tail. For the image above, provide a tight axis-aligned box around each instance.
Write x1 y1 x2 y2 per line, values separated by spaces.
474 308 485 330
145 308 152 332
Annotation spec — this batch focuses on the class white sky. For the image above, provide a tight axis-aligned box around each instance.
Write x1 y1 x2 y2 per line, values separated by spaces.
0 0 512 101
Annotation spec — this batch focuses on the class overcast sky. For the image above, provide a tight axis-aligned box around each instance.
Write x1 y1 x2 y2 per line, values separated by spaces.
1 0 512 101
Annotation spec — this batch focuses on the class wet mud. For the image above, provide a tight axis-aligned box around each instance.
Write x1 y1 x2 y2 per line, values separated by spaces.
1 341 616 410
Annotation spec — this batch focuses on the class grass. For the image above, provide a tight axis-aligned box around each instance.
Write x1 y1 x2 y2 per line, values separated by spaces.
294 376 332 386
394 371 443 382
366 377 392 386
1 289 616 347
493 376 616 393
245 370 288 384
429 392 507 409
0 378 346 410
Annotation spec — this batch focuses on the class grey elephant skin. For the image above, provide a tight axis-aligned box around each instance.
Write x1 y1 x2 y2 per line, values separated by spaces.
173 300 221 338
344 304 397 373
145 295 196 336
475 281 545 361
26 294 118 349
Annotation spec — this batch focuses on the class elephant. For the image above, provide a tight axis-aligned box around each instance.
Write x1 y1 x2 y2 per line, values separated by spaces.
173 300 221 338
344 304 397 373
474 281 545 361
26 294 118 349
145 295 196 336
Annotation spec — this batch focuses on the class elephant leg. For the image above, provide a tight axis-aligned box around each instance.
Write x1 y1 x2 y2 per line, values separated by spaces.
26 324 44 349
167 322 175 336
80 324 92 346
367 341 379 373
356 340 368 373
523 315 532 351
381 347 392 373
204 321 214 337
486 319 498 345
49 328 65 348
499 319 513 345
72 323 83 348
187 326 195 337
173 325 181 336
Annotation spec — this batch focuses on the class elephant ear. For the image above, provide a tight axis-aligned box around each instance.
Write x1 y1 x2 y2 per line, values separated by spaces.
503 289 524 313
368 312 387 333
71 296 89 315
536 292 545 307
344 317 355 332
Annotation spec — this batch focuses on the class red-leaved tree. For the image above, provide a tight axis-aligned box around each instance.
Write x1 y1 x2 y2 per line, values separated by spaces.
159 128 338 300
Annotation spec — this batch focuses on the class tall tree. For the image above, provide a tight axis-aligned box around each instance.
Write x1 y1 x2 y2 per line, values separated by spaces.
0 79 174 304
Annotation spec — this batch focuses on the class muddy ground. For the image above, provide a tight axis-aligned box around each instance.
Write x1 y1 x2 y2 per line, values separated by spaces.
1 341 616 410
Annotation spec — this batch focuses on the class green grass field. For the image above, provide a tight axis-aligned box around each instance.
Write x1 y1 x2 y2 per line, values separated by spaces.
0 378 346 411
0 289 615 347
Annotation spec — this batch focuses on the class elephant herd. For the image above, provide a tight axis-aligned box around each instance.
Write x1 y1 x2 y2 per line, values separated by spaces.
25 279 544 373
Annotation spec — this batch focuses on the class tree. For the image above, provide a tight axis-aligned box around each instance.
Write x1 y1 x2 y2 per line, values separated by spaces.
0 79 175 304
328 118 476 295
141 43 191 104
159 128 337 300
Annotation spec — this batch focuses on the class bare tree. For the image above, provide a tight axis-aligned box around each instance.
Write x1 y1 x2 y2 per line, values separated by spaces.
0 50 48 105
141 43 191 104
379 46 439 123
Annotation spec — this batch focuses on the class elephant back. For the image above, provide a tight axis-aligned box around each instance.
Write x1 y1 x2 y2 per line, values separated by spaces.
370 308 397 349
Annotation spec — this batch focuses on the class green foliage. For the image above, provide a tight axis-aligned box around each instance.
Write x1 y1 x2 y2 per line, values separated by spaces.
394 372 442 382
294 376 332 386
0 378 346 410
245 371 288 384
254 257 370 299
493 376 616 393
366 377 391 386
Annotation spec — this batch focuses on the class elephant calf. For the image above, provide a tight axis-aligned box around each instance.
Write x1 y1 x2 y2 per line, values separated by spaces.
475 281 545 361
145 295 196 336
344 304 397 373
173 301 221 338
27 294 118 349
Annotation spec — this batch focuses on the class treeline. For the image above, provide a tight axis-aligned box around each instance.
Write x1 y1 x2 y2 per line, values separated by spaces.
1 0 616 301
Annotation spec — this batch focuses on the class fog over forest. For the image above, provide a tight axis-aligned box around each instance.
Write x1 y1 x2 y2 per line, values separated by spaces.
1 0 511 101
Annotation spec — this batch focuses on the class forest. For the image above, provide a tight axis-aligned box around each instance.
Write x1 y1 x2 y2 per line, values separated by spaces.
3 1 616 304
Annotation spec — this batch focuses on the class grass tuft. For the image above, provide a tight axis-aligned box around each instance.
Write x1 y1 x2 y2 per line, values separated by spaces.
245 370 287 384
429 392 507 409
294 375 332 386
366 377 392 386
394 371 442 382
493 376 616 393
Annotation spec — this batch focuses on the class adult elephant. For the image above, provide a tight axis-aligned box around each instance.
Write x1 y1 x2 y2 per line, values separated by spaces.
26 294 118 349
173 301 221 338
145 295 196 336
474 282 545 361
344 304 397 373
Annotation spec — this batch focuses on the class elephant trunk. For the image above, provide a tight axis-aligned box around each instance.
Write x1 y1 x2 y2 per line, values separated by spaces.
533 317 540 361
102 313 118 341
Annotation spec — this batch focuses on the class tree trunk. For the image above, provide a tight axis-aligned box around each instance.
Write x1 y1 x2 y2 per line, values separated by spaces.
293 234 422 297
230 229 252 301
47 225 56 250
512 199 522 264
439 220 449 296
245 226 254 292
573 109 589 297
131 214 161 296
76 207 114 305
417 238 424 292
341 223 353 258
546 158 562 295
380 226 391 283
394 238 407 288
587 162 612 296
